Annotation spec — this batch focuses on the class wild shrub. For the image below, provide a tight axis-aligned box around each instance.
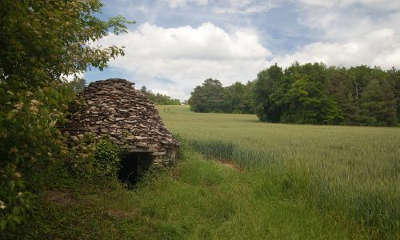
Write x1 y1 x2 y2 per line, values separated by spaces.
62 134 122 182
0 0 131 232
64 133 97 179
94 139 121 178
0 82 75 231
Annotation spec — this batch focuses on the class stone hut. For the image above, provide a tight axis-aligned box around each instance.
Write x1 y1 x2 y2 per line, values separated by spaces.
64 78 179 183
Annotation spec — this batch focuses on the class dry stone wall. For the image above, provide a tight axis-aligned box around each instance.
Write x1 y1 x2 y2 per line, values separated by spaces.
64 78 179 166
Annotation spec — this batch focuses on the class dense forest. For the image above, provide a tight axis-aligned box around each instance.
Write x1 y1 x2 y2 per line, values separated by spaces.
189 63 400 126
140 86 181 105
188 79 254 114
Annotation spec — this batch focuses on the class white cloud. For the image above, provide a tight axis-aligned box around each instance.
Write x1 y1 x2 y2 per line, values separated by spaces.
92 0 400 99
162 0 208 8
94 23 269 99
63 72 84 82
298 0 333 7
297 8 377 42
162 0 276 14
270 28 400 69
299 0 400 10
279 0 400 69
214 0 277 14
300 7 400 41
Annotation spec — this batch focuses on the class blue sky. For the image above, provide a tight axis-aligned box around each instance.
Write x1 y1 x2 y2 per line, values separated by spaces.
85 0 400 100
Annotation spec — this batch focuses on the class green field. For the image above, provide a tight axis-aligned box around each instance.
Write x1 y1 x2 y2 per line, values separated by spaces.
159 105 400 238
16 150 371 240
8 105 400 239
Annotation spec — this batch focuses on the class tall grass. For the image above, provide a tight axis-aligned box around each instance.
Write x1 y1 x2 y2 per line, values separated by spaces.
159 105 400 238
186 139 277 169
10 148 371 239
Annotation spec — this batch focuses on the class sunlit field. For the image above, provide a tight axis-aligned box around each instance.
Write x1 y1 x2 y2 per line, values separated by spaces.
158 105 400 238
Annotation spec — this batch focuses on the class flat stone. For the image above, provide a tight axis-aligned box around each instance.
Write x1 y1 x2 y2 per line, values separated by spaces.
136 142 148 148
152 152 166 156
135 136 148 140
64 78 180 166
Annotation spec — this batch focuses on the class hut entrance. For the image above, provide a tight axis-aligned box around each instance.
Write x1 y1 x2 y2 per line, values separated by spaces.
118 152 153 186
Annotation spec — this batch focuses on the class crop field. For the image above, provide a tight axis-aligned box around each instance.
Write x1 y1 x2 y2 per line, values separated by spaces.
158 105 400 238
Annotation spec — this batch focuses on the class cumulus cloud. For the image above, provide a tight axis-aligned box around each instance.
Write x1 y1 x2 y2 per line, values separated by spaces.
275 0 400 69
89 0 400 99
298 1 400 37
270 28 400 69
94 23 270 99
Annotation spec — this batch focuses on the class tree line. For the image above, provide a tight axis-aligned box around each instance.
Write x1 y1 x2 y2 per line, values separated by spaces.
188 79 254 114
140 86 181 105
69 79 181 106
189 63 400 126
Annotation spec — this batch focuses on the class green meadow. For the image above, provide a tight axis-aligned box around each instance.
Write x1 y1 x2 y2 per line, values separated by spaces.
5 105 399 239
15 150 371 240
159 105 400 238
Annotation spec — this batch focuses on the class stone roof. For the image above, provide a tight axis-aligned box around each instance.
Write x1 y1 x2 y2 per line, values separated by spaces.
64 78 179 158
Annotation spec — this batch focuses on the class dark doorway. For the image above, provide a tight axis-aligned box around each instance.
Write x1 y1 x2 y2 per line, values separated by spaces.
118 152 153 186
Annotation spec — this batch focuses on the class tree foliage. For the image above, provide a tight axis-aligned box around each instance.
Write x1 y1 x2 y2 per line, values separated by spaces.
223 82 254 114
254 63 398 126
140 86 181 105
191 63 399 126
0 0 131 88
94 139 120 178
189 79 254 114
254 64 285 122
189 79 225 112
0 0 131 231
